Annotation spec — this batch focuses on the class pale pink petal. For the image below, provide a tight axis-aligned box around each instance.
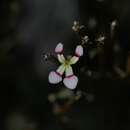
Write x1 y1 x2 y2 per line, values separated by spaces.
55 43 63 53
49 71 62 84
69 56 79 65
57 54 65 63
65 65 73 77
75 45 83 57
56 64 65 75
63 75 78 90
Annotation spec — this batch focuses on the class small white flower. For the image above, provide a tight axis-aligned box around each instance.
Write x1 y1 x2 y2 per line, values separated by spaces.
48 43 83 89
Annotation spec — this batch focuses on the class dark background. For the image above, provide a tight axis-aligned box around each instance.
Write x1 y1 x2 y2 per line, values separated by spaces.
0 0 130 130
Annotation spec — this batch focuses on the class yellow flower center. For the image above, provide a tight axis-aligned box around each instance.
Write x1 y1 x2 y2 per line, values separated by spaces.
64 60 70 66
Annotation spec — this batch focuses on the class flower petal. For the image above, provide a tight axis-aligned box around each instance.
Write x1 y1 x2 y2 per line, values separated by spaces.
75 45 83 57
65 65 73 77
63 75 78 89
69 56 79 64
49 71 62 84
57 54 65 63
56 64 65 75
55 43 63 53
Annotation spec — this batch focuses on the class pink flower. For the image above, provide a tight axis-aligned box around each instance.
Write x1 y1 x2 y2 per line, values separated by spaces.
48 43 83 89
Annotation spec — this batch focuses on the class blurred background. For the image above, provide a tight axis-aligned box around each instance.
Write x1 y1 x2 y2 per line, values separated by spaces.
0 0 130 130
